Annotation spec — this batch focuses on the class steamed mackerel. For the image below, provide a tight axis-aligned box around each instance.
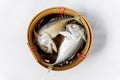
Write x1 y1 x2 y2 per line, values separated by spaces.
48 24 86 70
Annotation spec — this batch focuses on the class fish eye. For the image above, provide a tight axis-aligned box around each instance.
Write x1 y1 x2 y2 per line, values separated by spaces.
43 47 48 51
71 26 77 31
70 24 76 29
40 45 48 51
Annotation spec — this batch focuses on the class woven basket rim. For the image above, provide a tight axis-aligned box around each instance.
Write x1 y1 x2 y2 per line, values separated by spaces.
27 7 93 71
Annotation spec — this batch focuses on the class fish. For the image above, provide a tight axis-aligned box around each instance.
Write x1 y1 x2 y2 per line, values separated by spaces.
48 23 86 70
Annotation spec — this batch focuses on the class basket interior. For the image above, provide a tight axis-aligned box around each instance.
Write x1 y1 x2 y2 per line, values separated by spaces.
31 13 87 67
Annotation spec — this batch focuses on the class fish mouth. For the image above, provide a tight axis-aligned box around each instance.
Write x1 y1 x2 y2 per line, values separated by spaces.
27 7 93 71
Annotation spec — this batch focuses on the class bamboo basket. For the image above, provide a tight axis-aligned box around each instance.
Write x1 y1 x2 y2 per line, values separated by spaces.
27 7 93 71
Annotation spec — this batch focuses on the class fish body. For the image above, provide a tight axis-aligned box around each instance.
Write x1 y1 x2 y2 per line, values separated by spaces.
38 17 77 38
54 37 84 64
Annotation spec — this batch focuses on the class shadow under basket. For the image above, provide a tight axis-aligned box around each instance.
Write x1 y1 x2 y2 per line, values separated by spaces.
27 7 93 71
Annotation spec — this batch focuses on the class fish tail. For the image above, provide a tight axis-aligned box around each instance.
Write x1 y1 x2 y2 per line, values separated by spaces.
48 64 54 72
73 17 83 25
34 30 40 37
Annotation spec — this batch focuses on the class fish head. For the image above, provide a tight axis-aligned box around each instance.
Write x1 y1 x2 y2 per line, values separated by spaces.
65 24 83 41
60 24 86 41
66 24 80 33
37 33 57 54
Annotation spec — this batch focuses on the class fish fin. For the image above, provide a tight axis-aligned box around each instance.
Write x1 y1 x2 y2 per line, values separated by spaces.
48 47 53 54
80 29 86 42
50 38 57 53
48 64 54 72
59 31 71 37
34 30 41 37
82 35 87 42
51 43 57 53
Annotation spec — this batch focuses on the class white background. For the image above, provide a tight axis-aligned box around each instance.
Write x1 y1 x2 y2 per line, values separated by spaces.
0 0 120 80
